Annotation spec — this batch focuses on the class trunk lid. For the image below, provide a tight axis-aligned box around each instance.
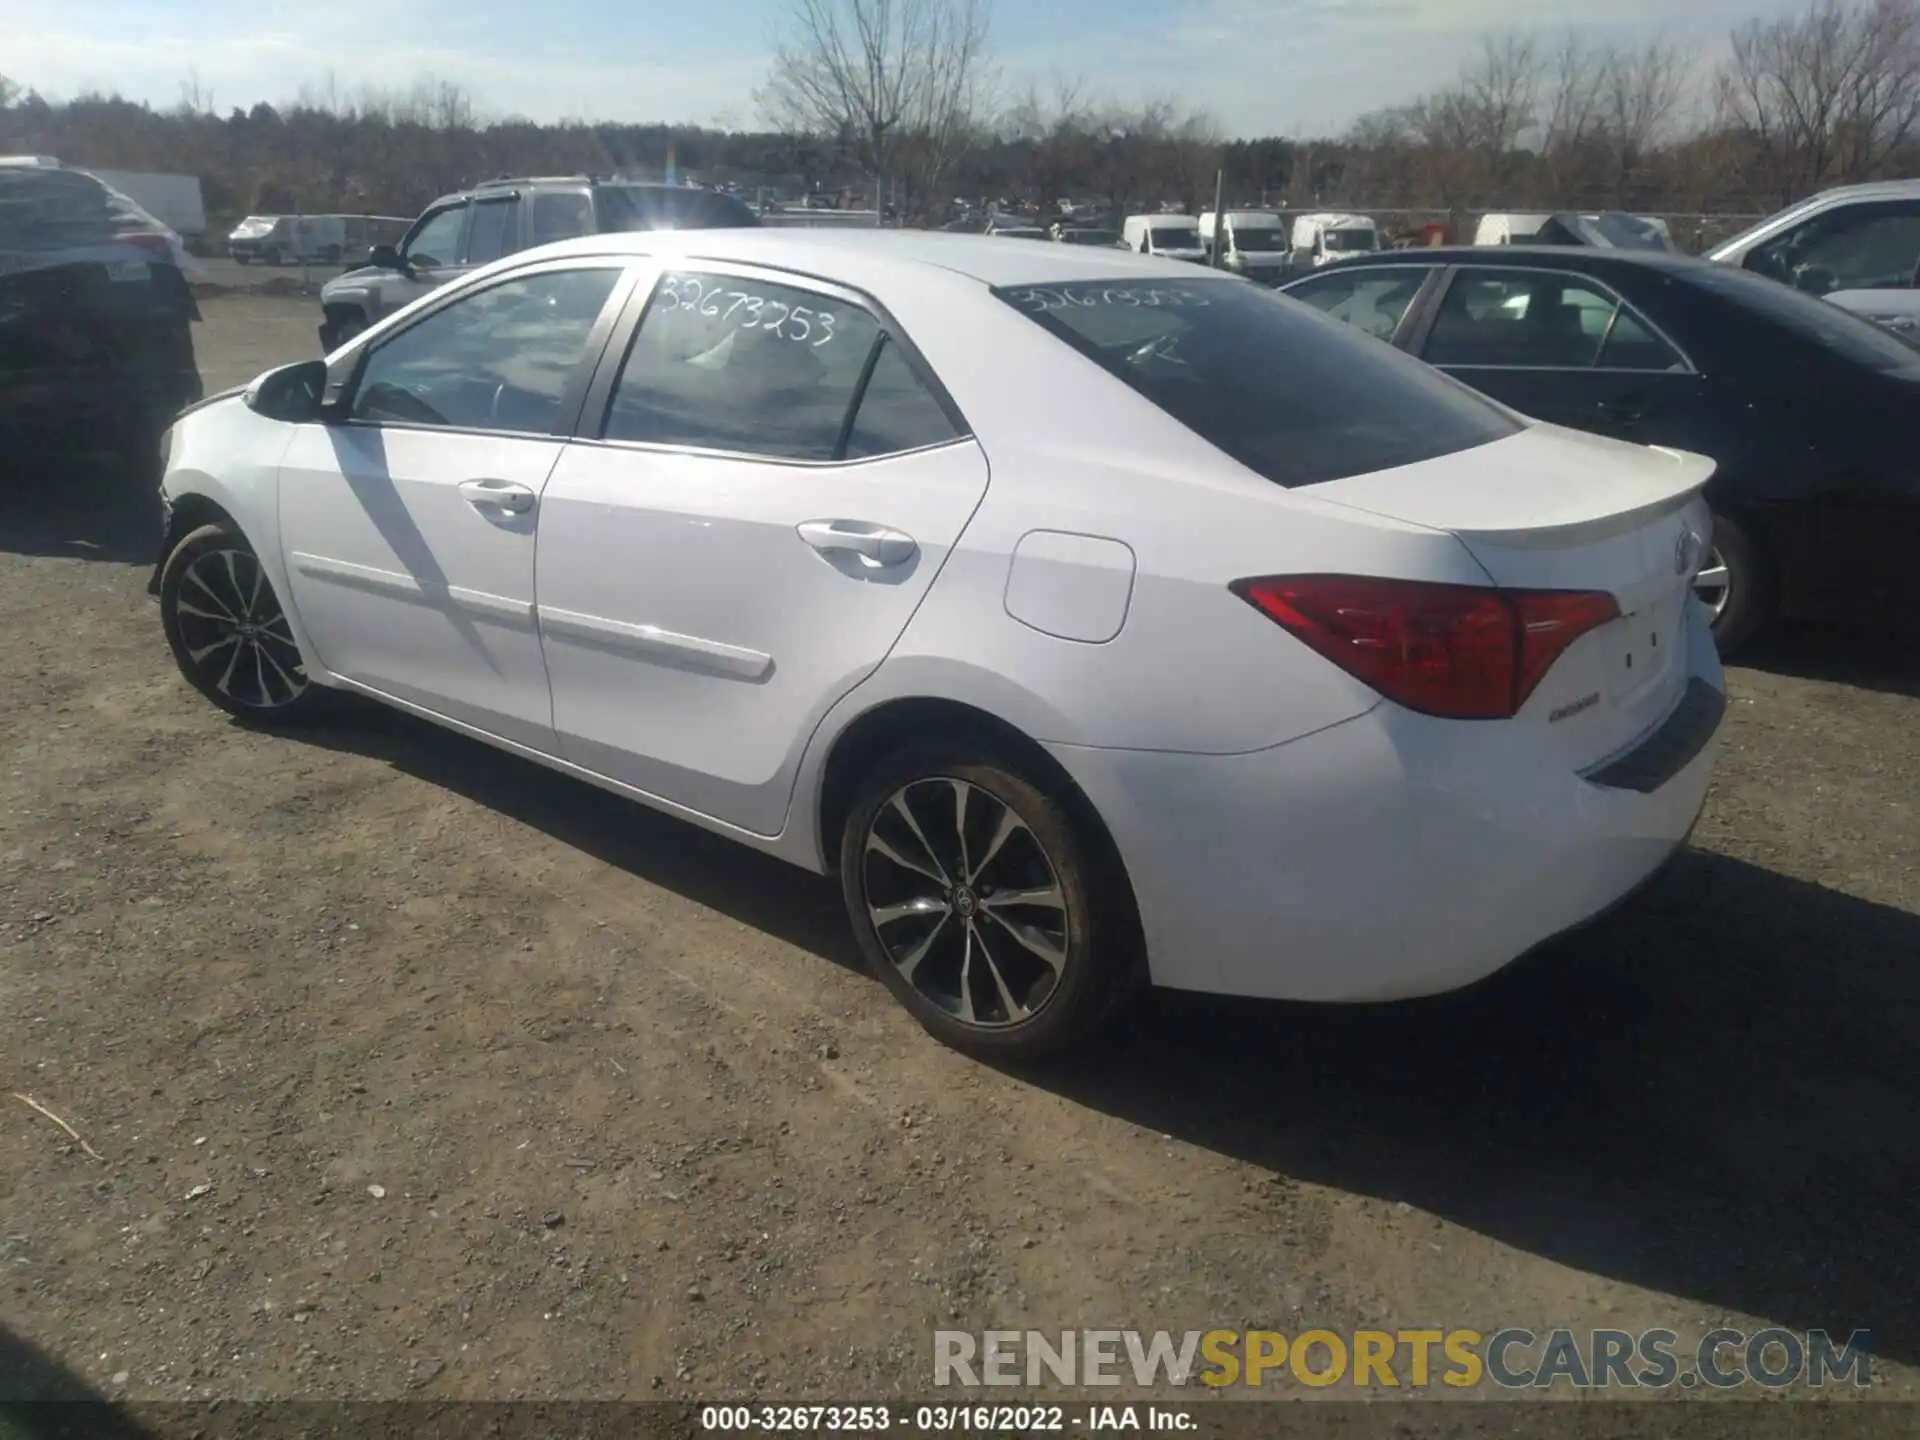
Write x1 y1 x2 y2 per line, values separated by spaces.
1306 423 1716 768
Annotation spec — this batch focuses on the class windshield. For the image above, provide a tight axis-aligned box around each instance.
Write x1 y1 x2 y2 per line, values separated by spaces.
993 277 1519 487
1231 227 1286 252
1322 229 1377 253
596 185 759 231
1685 263 1920 372
1150 226 1201 248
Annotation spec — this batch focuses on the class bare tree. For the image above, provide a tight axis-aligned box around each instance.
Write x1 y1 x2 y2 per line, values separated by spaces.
1717 0 1920 204
758 0 993 218
1598 37 1694 204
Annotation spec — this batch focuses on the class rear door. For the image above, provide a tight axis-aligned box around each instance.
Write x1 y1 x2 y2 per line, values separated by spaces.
1415 265 1706 443
535 262 987 834
1281 263 1443 343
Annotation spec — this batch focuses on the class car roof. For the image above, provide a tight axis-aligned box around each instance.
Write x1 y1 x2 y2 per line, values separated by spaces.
523 227 1206 288
1307 245 1706 274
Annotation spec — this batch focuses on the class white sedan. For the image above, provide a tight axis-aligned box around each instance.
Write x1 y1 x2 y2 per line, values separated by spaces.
153 230 1726 1058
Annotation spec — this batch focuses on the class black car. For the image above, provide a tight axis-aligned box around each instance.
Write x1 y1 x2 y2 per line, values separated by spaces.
318 177 760 350
1 161 202 477
1280 246 1920 652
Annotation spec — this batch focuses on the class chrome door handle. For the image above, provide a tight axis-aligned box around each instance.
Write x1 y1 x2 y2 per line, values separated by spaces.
797 520 918 567
459 478 536 514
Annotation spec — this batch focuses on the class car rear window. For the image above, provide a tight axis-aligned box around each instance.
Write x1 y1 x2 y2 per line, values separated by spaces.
993 278 1520 487
1684 263 1920 372
597 186 760 231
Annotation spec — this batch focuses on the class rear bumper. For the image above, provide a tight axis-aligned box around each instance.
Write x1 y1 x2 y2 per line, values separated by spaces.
1053 602 1726 1003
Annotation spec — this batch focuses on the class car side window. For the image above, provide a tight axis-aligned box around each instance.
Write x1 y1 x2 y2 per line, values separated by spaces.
532 192 595 247
1596 308 1685 371
402 204 468 270
1423 271 1622 368
350 267 621 433
464 198 520 266
1747 202 1920 294
1285 268 1432 341
842 337 960 459
602 271 882 460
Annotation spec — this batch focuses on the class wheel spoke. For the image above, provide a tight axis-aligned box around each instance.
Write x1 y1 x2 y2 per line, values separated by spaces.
866 831 948 888
256 641 305 696
949 780 972 884
252 643 271 705
246 557 266 617
1692 565 1729 590
214 634 247 696
895 912 951 984
870 895 948 928
183 567 239 622
175 598 233 624
187 634 240 665
888 792 952 885
222 551 247 614
969 920 1031 1022
956 924 978 1024
984 908 1066 975
981 884 1065 913
967 805 1026 886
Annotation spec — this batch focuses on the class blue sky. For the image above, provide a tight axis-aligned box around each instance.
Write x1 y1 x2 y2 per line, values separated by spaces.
0 0 1810 137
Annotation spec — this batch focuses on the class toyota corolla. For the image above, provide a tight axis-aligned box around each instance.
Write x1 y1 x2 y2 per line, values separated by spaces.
151 230 1725 1058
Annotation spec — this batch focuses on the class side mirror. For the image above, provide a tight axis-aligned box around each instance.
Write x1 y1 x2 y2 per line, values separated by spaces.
243 359 330 423
368 243 404 272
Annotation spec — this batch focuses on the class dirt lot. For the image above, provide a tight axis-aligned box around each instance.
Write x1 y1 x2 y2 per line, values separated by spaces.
1 294 1916 1407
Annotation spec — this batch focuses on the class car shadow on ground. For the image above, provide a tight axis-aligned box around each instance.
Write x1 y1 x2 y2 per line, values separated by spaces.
0 1323 156 1434
290 706 1919 1366
0 459 158 566
1021 847 1920 1366
291 705 863 977
1736 623 1920 701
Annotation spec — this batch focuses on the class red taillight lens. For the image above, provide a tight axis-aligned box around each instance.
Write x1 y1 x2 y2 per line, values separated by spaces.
1232 575 1620 720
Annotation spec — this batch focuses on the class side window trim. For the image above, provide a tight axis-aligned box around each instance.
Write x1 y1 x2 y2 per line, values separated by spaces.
336 260 636 440
576 257 973 463
1420 264 1697 374
833 333 889 460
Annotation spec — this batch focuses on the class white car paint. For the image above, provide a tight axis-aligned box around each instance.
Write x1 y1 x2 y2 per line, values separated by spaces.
161 228 1722 1006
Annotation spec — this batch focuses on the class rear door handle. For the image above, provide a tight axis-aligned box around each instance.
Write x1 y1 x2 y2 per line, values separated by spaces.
458 478 536 514
797 520 918 567
1599 395 1646 425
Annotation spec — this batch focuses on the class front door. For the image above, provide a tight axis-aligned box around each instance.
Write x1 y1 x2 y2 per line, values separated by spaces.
278 263 628 747
536 264 987 834
377 201 470 320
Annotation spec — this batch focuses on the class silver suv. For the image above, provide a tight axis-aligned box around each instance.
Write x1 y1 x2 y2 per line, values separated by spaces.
318 177 758 350
1708 180 1920 297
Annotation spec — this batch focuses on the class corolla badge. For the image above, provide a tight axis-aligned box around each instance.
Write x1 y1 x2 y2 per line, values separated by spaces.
1675 528 1704 576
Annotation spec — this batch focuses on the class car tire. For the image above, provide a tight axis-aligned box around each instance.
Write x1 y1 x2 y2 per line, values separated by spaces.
839 742 1141 1060
262 246 281 267
1698 510 1774 656
160 522 328 723
233 254 250 266
333 312 367 347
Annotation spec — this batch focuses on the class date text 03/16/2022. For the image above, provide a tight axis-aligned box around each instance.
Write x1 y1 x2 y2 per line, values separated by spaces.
699 1404 1196 1431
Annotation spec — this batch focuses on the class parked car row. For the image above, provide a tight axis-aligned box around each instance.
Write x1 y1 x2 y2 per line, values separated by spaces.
228 213 409 267
1280 243 1920 654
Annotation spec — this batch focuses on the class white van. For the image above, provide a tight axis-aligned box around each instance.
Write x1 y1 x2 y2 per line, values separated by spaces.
1289 212 1381 268
1196 210 1289 281
1123 214 1207 262
1473 213 1555 246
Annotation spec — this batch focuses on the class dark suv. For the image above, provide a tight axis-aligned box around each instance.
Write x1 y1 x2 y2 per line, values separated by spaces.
1 160 202 477
318 177 760 350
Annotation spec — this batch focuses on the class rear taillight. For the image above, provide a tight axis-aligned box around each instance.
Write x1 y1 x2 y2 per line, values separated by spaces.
1232 575 1619 720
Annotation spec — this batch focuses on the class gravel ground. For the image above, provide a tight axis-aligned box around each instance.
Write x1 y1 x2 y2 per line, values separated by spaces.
1 295 1915 1410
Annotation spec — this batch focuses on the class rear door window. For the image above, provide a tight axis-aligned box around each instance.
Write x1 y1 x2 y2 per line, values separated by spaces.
1423 270 1626 368
993 278 1518 488
464 198 520 266
603 270 881 460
